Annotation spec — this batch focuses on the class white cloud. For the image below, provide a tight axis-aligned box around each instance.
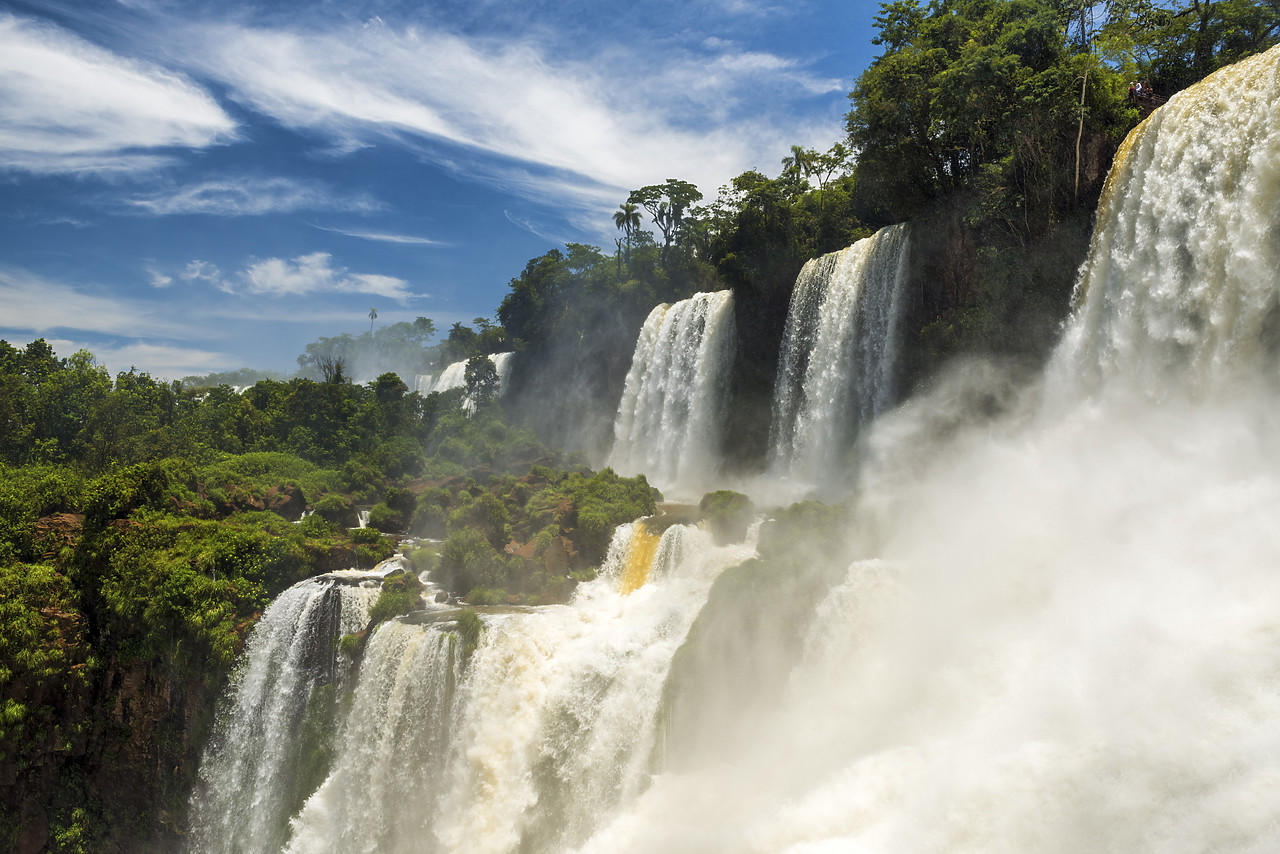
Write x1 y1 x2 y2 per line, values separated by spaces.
127 177 381 216
175 19 845 228
240 252 417 301
147 269 173 288
46 338 238 380
0 266 188 338
0 14 236 174
313 225 449 246
181 260 232 292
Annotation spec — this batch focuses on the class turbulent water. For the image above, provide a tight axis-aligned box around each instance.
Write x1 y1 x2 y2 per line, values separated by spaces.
578 45 1280 854
770 223 911 483
609 291 736 495
1050 48 1280 398
280 522 755 854
188 575 381 854
416 352 514 397
192 47 1280 854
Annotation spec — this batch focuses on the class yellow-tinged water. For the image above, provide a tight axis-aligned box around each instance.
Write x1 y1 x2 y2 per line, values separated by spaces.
618 521 662 594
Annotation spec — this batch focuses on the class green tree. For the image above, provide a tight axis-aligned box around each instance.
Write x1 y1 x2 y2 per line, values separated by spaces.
613 201 643 271
628 179 704 262
464 356 500 409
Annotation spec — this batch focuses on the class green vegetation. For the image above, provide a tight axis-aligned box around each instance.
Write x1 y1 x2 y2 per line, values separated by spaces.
454 609 484 657
367 572 427 627
0 334 661 850
2 4 1276 848
698 490 756 545
430 466 659 604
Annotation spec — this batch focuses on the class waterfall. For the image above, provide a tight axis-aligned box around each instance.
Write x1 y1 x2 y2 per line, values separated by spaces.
609 291 736 495
770 223 911 481
418 353 514 396
282 620 463 854
576 47 1280 854
1049 46 1280 397
492 351 514 394
188 576 380 854
188 47 1280 854
277 520 756 854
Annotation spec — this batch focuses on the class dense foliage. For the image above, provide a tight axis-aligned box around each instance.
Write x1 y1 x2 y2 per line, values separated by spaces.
0 338 646 852
2 3 1276 849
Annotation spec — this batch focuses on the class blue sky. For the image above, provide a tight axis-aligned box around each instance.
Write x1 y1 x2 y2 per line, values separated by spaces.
0 0 880 379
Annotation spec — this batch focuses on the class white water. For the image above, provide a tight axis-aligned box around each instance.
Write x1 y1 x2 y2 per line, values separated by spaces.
1050 47 1280 400
609 291 736 495
188 577 380 854
283 521 756 854
770 223 911 483
576 45 1280 854
192 47 1280 854
417 352 514 397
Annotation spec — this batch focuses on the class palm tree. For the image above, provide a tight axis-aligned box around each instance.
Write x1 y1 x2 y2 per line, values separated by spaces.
613 202 642 268
368 307 378 333
781 145 816 196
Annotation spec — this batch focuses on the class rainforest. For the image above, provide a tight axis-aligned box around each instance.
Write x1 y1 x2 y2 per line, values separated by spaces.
2 0 1279 851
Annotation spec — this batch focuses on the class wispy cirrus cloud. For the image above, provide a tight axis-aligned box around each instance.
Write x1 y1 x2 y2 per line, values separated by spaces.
0 265 188 338
126 177 381 216
312 225 449 246
0 13 235 175
172 18 845 225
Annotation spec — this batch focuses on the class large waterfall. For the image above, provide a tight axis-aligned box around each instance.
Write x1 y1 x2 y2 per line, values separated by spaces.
609 291 736 495
187 574 381 854
578 46 1280 853
232 521 754 854
1048 48 1280 399
770 223 911 482
190 46 1280 854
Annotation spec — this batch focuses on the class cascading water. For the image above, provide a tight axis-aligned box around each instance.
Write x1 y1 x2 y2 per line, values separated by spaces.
278 520 756 854
189 47 1280 854
1049 46 1280 399
769 223 911 482
187 575 381 854
609 291 736 495
417 352 514 397
283 619 463 854
576 46 1280 854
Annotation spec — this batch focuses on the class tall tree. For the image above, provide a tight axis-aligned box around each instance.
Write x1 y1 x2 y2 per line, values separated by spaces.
628 179 703 262
613 202 643 269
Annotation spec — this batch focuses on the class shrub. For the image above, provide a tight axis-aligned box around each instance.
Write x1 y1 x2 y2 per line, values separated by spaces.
453 609 483 655
367 572 424 626
313 493 356 527
699 490 756 545
366 502 403 533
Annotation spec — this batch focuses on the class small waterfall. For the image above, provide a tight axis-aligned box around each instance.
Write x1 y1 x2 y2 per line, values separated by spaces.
492 351 514 395
418 352 514 396
1049 45 1280 398
769 223 911 481
280 521 756 854
609 291 736 494
188 577 380 854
